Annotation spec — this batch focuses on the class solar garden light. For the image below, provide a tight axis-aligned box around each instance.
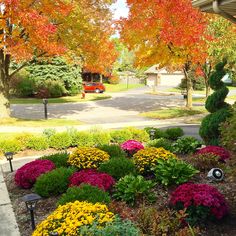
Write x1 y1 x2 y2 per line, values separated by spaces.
42 98 48 120
207 168 224 182
49 232 59 236
4 152 14 172
150 129 156 140
22 193 42 230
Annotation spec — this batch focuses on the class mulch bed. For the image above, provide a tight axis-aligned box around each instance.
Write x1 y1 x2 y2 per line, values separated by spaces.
3 162 236 236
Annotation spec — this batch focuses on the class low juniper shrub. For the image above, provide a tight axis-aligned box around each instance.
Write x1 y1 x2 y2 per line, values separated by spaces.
34 167 76 197
98 157 136 180
40 152 69 168
57 184 111 206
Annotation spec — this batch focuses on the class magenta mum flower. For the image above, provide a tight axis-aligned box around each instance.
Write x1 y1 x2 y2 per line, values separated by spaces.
121 140 144 156
15 160 55 189
170 183 228 221
196 146 230 162
69 169 115 191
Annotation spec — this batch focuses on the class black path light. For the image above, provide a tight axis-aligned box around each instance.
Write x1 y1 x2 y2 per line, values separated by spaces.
4 152 14 172
43 98 48 120
207 168 224 182
49 232 59 236
150 129 156 140
22 193 42 230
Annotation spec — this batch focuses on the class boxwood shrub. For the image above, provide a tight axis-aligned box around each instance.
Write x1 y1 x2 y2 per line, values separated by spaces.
97 144 127 158
40 152 69 168
57 184 111 206
34 167 76 197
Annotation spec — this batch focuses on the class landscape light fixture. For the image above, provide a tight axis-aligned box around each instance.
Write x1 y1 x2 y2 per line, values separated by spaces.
207 168 224 182
150 129 156 140
4 152 14 172
49 232 59 236
22 193 42 230
42 98 48 120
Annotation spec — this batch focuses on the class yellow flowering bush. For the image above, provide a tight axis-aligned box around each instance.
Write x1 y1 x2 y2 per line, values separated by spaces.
68 147 110 169
32 201 114 236
133 147 176 173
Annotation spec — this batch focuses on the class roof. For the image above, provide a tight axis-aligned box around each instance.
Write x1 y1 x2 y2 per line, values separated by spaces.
192 0 236 23
144 65 183 74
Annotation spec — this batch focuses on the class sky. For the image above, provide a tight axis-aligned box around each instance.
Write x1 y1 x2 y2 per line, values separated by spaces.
111 0 129 20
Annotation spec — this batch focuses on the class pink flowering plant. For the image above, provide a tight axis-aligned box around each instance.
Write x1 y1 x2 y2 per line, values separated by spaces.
15 160 55 189
121 140 144 156
69 169 115 191
196 146 230 162
170 183 228 225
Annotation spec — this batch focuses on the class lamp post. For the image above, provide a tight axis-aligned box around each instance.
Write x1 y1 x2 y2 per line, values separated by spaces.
4 152 14 172
150 129 156 140
22 193 42 230
42 98 48 120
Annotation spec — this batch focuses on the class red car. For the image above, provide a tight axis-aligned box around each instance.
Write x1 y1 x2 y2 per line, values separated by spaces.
83 82 106 93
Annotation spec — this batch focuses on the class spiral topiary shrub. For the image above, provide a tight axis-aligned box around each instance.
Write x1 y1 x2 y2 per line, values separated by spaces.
133 147 176 174
196 146 230 162
121 140 144 156
15 160 55 189
68 147 110 169
170 183 228 225
69 169 115 191
32 201 114 236
199 60 231 145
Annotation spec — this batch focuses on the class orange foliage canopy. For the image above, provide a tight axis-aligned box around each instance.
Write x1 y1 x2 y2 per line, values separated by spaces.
120 0 209 68
0 0 117 75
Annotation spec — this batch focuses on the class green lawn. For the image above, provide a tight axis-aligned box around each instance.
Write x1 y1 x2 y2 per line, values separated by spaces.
105 83 144 92
167 85 236 95
140 107 207 119
0 118 83 127
10 94 111 104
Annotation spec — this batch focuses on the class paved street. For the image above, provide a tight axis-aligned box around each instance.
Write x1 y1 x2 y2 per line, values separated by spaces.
11 86 188 123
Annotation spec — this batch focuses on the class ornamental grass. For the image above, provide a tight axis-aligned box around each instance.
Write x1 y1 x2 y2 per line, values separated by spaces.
32 201 114 236
68 147 110 169
133 147 176 174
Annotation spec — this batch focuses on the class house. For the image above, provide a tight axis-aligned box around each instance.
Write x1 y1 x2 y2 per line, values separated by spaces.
145 65 184 87
192 0 236 23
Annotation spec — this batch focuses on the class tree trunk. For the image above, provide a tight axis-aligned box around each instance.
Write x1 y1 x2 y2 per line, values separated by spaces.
100 74 103 83
183 64 193 109
0 89 10 118
206 84 211 98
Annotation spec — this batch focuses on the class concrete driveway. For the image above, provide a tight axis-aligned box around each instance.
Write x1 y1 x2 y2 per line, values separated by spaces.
11 86 187 124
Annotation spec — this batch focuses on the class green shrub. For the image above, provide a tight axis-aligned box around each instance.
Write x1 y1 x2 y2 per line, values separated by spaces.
165 127 184 140
153 158 199 186
220 106 236 153
15 76 35 97
79 217 141 236
92 131 111 146
146 138 173 151
98 157 136 180
110 129 133 144
13 133 34 149
144 127 168 139
40 152 69 168
124 127 150 142
172 136 202 154
34 167 75 197
114 175 156 206
42 128 56 139
97 144 126 158
36 79 67 98
200 61 231 145
26 135 49 150
49 132 72 149
0 139 23 153
57 185 111 206
76 131 95 147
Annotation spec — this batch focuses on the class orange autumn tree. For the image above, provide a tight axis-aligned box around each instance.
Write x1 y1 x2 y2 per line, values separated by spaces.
120 0 209 108
0 0 116 118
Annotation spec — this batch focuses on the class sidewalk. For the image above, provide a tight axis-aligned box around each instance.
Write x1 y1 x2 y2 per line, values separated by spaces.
0 165 20 236
0 114 204 134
